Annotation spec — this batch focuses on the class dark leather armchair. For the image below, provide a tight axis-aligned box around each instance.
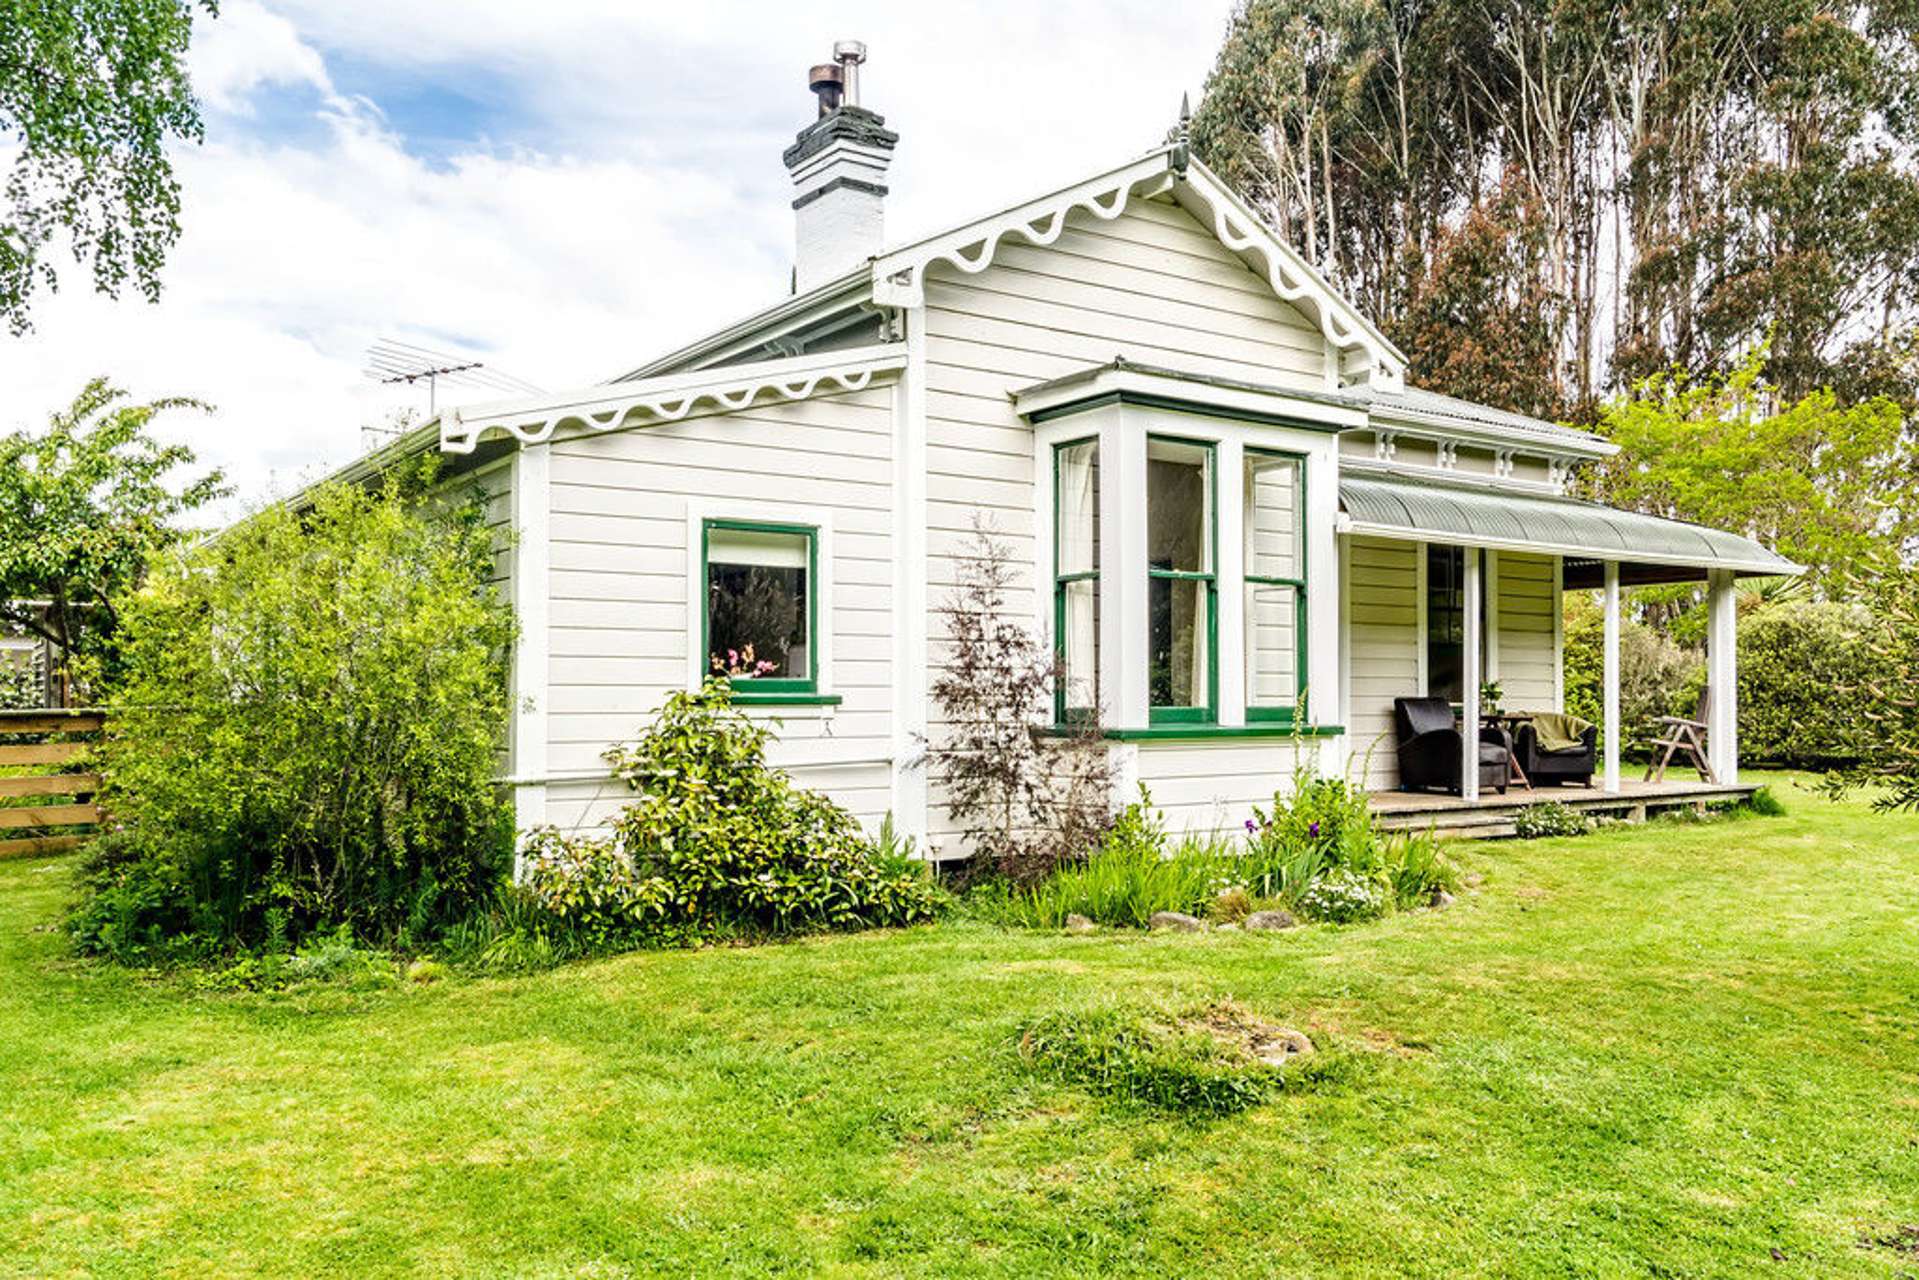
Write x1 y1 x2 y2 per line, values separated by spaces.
1514 720 1598 786
1393 696 1510 795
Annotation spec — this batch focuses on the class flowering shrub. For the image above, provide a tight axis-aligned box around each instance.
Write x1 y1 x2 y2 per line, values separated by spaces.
1244 767 1383 900
1513 801 1591 839
517 828 670 945
521 680 942 945
1296 868 1389 923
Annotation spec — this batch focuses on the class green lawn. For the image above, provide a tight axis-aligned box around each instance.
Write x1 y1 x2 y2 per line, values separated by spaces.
2 775 1916 1278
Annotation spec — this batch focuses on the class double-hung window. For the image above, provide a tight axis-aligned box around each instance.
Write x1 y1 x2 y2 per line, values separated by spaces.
1146 436 1216 724
1244 449 1307 722
1425 544 1486 704
1052 438 1100 722
701 519 817 696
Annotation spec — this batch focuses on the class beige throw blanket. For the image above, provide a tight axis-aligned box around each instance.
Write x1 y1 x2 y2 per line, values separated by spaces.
1528 711 1595 752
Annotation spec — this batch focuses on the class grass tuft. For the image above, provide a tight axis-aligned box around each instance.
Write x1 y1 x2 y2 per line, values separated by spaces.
1014 998 1335 1116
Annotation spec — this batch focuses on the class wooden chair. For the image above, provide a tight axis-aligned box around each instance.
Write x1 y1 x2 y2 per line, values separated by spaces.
1646 688 1716 784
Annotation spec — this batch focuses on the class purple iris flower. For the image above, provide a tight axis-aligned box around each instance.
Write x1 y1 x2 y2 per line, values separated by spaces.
1244 819 1257 834
1308 820 1321 838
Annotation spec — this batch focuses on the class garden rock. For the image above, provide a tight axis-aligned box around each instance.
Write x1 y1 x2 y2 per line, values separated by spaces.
1253 1027 1315 1066
1064 914 1096 934
1430 890 1456 909
1245 909 1297 931
1148 911 1204 932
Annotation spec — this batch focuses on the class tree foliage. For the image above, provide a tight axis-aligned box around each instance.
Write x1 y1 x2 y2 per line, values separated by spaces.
1739 600 1889 766
71 472 515 958
0 0 214 332
0 377 226 698
927 521 1114 881
1826 559 1919 810
1191 0 1919 412
1582 348 1918 598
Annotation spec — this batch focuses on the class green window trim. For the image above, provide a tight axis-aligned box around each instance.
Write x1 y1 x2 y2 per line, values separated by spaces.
699 517 821 698
1038 723 1346 742
727 692 843 707
1147 434 1218 726
1243 446 1309 723
1052 436 1100 726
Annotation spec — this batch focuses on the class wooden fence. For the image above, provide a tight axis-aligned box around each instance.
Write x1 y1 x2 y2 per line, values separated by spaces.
0 709 105 860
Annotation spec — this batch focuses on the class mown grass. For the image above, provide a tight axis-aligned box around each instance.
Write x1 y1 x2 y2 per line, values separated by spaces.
0 772 1915 1277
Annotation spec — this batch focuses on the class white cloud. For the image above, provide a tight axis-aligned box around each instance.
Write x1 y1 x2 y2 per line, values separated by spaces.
186 0 334 114
0 0 1234 513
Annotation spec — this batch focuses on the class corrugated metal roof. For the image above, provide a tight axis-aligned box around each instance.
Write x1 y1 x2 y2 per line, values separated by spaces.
1346 384 1610 451
1340 473 1799 575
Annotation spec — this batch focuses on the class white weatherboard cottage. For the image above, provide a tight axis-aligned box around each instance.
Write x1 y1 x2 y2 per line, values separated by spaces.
341 46 1795 853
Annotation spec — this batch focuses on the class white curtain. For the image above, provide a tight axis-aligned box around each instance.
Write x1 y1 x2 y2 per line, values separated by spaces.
1058 445 1099 707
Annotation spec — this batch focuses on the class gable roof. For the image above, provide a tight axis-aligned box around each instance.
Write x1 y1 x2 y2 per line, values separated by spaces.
617 145 1410 391
607 142 1620 456
866 147 1409 388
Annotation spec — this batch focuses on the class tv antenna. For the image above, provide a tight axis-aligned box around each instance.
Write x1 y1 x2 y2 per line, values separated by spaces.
362 338 543 416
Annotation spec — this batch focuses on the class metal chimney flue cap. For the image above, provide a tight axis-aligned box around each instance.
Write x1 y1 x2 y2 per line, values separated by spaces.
833 39 867 63
808 63 843 116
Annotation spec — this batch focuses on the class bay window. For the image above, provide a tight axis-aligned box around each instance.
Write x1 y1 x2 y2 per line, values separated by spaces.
1052 438 1100 721
1030 386 1336 736
1146 437 1216 723
1244 449 1306 721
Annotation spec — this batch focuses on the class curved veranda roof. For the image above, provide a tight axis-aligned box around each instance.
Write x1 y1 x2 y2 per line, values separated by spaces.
1340 472 1799 582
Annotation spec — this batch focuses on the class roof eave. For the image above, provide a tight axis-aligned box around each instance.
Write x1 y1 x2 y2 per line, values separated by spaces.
1013 360 1370 430
615 266 874 382
1365 402 1619 459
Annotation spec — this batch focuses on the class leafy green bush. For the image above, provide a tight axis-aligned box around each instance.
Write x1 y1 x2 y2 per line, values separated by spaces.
1245 769 1381 898
1563 597 1703 753
70 471 516 960
1383 831 1460 907
519 681 943 945
1747 785 1787 817
0 656 42 709
66 828 201 964
516 828 670 947
1015 1000 1325 1115
1738 601 1887 766
1513 801 1592 839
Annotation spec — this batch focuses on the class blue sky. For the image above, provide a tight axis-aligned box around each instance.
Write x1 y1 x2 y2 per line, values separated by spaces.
0 1 1236 505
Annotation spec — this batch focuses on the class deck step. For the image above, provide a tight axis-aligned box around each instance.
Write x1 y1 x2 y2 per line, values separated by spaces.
1371 782 1760 840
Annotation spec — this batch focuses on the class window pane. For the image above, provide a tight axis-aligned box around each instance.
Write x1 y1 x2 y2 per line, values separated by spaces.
1056 440 1099 576
708 527 809 681
1149 577 1210 708
1246 581 1299 711
1425 543 1490 704
1060 578 1099 711
1147 438 1211 574
1245 452 1301 581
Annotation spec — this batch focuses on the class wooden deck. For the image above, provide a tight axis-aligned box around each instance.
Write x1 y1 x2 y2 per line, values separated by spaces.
1370 777 1760 839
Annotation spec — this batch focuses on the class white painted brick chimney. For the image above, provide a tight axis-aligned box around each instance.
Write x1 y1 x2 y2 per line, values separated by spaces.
783 44 898 294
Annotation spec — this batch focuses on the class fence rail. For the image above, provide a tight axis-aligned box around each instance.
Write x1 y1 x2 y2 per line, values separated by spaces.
0 709 105 859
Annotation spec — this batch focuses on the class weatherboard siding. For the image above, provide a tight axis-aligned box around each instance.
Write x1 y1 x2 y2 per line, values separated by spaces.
536 386 897 834
1131 737 1343 838
1344 535 1422 791
917 195 1332 847
1495 552 1558 713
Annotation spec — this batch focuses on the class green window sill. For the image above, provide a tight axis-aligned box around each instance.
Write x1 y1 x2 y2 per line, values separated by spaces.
728 692 843 707
1040 723 1345 742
